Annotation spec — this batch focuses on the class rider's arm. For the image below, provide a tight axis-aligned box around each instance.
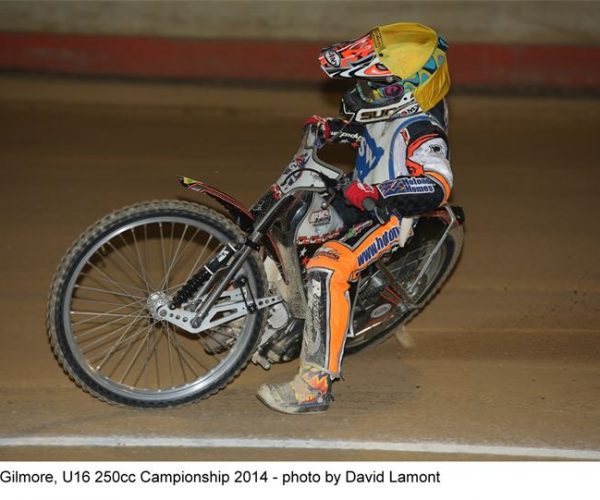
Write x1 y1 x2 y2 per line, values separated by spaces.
377 120 453 216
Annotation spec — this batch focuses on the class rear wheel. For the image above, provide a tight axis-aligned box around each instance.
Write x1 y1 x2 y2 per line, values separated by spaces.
345 216 463 354
47 200 266 408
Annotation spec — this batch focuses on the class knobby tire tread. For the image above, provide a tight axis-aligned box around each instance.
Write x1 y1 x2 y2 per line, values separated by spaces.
47 200 267 409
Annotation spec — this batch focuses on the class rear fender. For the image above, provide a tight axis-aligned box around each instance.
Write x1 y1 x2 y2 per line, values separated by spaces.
179 176 287 280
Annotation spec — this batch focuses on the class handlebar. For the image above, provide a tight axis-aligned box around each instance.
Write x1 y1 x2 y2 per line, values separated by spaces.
362 197 377 211
277 125 391 225
363 197 388 225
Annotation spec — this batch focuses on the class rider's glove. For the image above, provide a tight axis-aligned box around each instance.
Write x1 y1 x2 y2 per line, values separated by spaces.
344 180 381 211
304 115 333 142
303 115 352 144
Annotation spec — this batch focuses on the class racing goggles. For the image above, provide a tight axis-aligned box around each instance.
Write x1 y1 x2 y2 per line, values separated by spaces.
356 79 405 105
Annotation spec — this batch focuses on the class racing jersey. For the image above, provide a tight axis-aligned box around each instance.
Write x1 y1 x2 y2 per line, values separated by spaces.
349 100 453 216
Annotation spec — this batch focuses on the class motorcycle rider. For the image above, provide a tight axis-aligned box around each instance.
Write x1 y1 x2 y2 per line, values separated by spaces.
257 22 453 414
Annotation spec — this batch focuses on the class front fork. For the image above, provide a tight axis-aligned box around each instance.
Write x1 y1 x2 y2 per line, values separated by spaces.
188 242 256 328
147 236 281 334
148 198 294 334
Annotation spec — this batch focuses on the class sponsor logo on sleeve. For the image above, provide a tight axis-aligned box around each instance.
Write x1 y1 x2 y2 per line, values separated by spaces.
377 177 436 198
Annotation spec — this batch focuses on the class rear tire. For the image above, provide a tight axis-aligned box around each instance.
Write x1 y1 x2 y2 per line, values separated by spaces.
345 216 463 354
47 200 267 408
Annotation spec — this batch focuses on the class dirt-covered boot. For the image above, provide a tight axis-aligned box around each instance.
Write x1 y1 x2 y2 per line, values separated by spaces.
256 366 333 414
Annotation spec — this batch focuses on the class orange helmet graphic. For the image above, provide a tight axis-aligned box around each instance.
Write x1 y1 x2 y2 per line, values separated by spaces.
319 23 451 123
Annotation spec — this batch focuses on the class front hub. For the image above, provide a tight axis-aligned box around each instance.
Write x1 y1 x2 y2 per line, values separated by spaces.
146 292 170 321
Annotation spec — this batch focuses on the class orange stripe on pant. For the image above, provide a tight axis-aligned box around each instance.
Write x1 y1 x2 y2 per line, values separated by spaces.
305 215 402 375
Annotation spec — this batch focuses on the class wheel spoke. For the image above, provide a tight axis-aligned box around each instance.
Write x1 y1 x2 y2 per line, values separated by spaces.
159 222 168 286
83 314 148 358
118 321 155 384
158 224 190 291
166 324 175 386
53 204 261 406
85 261 148 301
164 226 201 283
70 298 142 327
130 227 155 291
170 325 207 375
129 324 165 386
105 239 150 292
104 320 154 378
163 241 219 294
74 284 145 302
153 327 161 388
349 225 458 353
84 311 148 364
75 309 149 340
182 234 215 285
167 222 175 286
73 297 141 308
165 325 192 382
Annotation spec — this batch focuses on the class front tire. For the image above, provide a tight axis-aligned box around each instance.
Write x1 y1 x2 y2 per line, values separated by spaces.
47 200 267 408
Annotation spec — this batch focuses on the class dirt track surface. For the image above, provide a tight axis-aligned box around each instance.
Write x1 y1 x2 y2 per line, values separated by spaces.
0 76 599 461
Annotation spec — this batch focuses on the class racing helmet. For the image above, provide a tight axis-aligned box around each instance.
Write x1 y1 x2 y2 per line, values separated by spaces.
319 23 450 123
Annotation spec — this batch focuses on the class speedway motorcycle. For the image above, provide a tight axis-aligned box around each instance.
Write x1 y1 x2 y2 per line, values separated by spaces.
47 124 464 408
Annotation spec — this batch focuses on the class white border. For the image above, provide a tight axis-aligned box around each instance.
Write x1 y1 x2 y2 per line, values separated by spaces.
1 436 599 460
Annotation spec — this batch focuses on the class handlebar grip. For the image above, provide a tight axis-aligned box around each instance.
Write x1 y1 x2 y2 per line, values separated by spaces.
362 197 377 211
362 197 388 225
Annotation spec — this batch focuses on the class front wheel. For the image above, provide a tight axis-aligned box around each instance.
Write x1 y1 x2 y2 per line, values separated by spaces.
47 200 267 408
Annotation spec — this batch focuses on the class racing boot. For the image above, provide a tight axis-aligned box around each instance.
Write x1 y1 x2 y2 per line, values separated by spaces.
256 268 342 414
256 365 333 415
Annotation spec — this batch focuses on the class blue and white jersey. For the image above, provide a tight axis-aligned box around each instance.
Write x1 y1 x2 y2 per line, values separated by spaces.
354 104 453 199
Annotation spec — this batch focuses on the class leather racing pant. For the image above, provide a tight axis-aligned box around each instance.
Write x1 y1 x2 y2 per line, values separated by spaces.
301 214 407 377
